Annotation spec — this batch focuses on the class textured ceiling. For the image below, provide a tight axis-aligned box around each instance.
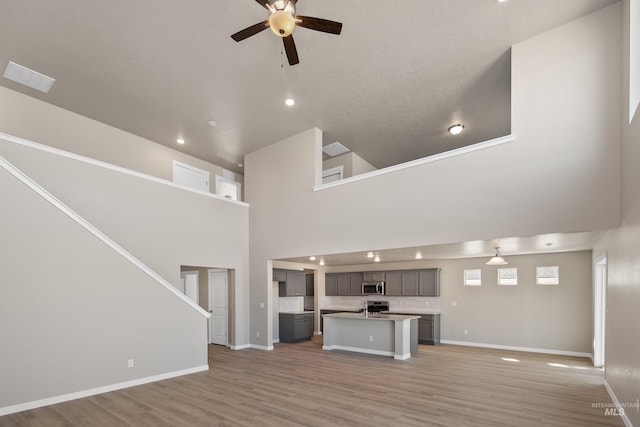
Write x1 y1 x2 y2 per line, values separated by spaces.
0 0 618 265
0 0 618 175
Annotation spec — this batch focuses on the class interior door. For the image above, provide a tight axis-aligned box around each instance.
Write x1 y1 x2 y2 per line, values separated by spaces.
173 161 210 192
181 271 199 304
209 269 228 346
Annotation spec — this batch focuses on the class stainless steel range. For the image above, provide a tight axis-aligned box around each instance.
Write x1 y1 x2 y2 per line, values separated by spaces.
366 300 389 313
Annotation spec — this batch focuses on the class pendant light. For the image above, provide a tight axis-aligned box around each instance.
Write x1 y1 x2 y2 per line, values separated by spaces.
486 247 508 265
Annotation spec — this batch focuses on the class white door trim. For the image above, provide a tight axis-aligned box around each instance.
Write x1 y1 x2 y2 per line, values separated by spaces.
208 269 229 346
593 254 607 367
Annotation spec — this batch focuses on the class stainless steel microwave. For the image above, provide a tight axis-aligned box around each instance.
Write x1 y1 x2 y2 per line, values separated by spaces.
362 281 385 295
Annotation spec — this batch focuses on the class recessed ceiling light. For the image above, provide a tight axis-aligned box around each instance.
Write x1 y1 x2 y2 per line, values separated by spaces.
374 256 381 262
367 252 374 258
309 256 316 261
415 252 422 259
285 98 295 107
207 120 217 127
448 124 464 135
176 138 185 144
319 259 325 266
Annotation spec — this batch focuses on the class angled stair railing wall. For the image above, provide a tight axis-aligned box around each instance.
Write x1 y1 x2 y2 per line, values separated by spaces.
0 152 211 319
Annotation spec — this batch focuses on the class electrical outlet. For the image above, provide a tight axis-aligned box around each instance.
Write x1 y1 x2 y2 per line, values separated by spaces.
452 301 458 307
464 329 468 335
127 359 134 368
259 302 264 308
256 331 260 338
369 335 373 342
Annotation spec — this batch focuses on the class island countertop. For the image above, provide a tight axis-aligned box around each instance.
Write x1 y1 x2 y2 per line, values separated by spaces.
322 312 420 321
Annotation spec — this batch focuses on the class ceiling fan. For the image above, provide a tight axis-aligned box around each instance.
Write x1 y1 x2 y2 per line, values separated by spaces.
231 0 343 66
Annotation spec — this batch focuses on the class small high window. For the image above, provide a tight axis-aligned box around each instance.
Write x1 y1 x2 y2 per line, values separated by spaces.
464 269 482 286
537 266 560 285
498 268 518 286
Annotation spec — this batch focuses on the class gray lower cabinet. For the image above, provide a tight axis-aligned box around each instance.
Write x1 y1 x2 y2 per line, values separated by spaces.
279 312 314 342
387 313 440 345
417 314 440 344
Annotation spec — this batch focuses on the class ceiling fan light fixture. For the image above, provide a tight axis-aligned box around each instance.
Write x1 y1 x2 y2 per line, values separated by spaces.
486 247 508 265
269 10 296 37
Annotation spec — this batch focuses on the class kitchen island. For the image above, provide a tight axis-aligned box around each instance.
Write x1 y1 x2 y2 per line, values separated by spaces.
322 312 419 360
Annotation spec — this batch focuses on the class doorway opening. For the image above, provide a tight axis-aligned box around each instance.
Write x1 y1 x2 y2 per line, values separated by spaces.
593 254 607 368
181 265 233 347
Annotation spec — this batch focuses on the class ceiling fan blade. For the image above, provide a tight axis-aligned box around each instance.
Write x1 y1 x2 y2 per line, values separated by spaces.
283 35 299 65
231 20 269 42
254 0 271 10
295 16 342 35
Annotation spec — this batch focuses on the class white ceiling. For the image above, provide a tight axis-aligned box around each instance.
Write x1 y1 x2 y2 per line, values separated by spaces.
0 0 617 265
0 0 617 175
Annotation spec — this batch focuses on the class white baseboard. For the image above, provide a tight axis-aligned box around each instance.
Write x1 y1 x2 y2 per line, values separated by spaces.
230 344 251 350
0 365 209 417
440 340 592 358
250 344 274 351
604 380 634 427
322 344 393 358
273 339 280 343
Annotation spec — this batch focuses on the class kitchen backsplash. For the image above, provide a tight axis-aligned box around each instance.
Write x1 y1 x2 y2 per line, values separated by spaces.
320 296 441 312
279 296 304 312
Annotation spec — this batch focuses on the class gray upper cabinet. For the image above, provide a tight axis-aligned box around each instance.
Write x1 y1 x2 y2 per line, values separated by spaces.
276 269 306 296
337 273 351 295
363 271 385 282
326 269 439 297
273 269 287 283
385 271 402 296
401 271 419 295
350 272 363 295
325 273 338 296
418 269 441 296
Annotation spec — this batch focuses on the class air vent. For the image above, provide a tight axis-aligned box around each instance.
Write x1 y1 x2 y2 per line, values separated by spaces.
322 141 350 157
3 61 55 93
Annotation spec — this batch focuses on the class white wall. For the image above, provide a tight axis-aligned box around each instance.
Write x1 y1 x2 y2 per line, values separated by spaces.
0 165 208 410
323 152 376 179
592 1 640 425
0 94 250 412
0 86 243 194
245 5 622 347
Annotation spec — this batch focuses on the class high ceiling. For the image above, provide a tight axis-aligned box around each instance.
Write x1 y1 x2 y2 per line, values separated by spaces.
0 0 618 175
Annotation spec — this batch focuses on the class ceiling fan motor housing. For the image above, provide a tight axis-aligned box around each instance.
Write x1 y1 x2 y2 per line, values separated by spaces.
269 10 296 37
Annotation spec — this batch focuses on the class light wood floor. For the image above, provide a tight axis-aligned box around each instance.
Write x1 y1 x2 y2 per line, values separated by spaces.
1 337 623 426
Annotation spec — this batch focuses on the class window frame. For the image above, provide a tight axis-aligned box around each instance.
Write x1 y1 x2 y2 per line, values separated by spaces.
497 267 518 286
